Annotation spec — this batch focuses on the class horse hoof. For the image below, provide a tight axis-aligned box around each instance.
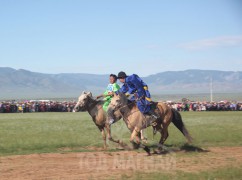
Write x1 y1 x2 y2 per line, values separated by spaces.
153 150 159 154
158 144 164 151
144 146 151 156
116 146 125 150
131 142 140 149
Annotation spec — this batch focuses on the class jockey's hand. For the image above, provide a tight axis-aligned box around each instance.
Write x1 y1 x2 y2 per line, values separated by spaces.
96 96 102 99
108 92 114 96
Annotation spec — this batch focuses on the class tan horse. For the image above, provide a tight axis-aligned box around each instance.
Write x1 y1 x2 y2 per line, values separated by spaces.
107 92 193 155
73 91 146 149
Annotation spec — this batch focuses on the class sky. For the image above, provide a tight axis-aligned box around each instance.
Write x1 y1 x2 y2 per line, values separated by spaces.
0 0 242 76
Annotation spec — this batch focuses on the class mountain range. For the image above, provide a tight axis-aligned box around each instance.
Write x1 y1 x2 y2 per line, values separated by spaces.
1 67 242 99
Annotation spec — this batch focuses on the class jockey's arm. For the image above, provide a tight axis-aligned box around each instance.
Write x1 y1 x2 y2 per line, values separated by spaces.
117 84 128 94
96 94 103 99
96 89 109 99
107 92 114 96
127 74 145 92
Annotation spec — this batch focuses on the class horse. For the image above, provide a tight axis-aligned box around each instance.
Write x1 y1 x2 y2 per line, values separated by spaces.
107 92 193 155
73 91 147 149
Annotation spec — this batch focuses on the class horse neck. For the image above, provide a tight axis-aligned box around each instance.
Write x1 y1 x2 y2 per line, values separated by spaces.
86 98 100 116
119 101 133 118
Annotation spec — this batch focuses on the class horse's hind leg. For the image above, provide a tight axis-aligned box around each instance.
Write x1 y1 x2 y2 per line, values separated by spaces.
157 124 169 152
160 126 169 144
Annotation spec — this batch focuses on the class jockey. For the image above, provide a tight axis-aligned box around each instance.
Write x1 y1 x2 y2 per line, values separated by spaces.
116 71 159 121
96 74 120 112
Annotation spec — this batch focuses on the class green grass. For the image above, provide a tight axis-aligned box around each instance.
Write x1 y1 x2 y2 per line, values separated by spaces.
0 112 104 155
0 111 242 156
165 111 242 147
126 165 242 180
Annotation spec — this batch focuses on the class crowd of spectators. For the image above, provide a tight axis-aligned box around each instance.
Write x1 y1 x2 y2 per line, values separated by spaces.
0 99 242 113
0 100 76 113
167 101 242 111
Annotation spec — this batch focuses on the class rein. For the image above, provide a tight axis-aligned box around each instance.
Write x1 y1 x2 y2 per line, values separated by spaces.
111 101 141 130
111 98 153 131
115 101 135 111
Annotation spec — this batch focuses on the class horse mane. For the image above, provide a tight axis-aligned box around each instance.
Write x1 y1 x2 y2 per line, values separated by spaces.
127 99 136 109
88 96 103 106
117 93 137 115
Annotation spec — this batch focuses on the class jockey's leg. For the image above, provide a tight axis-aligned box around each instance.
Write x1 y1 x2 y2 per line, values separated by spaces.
137 99 159 125
103 100 110 112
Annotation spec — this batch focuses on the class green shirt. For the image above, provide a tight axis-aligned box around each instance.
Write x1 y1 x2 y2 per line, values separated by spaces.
103 83 120 101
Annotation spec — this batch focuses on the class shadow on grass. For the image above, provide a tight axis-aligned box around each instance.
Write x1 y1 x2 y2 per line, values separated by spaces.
179 143 209 153
62 143 210 156
147 143 209 155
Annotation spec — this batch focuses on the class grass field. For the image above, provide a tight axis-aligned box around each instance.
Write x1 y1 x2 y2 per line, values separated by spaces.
1 111 242 179
0 111 242 156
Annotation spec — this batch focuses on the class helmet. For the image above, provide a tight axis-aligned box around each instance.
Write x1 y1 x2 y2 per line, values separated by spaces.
117 71 127 79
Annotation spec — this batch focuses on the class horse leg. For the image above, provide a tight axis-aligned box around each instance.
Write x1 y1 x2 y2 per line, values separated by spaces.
130 127 140 149
130 127 151 155
97 126 107 149
156 124 169 152
105 124 120 144
101 128 107 149
105 123 131 150
159 125 169 144
140 130 148 143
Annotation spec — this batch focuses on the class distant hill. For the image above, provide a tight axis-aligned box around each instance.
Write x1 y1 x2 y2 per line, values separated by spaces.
1 67 242 99
143 69 242 94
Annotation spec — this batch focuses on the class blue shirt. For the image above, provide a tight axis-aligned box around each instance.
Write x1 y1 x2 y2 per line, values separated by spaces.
118 74 148 98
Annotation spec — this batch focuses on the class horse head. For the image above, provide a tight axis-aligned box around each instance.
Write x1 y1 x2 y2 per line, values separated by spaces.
107 92 128 119
73 91 93 112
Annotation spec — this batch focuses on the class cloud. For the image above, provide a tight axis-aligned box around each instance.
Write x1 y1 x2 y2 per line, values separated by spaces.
179 35 242 50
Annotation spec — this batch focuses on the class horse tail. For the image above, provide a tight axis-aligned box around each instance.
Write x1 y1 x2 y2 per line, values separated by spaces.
171 108 193 143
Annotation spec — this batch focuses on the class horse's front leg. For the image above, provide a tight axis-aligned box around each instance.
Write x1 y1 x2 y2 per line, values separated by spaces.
130 127 140 149
130 127 151 155
105 123 120 144
101 128 107 149
140 130 148 143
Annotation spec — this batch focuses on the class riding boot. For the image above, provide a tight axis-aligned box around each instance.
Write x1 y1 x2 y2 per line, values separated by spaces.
109 118 115 125
146 109 159 126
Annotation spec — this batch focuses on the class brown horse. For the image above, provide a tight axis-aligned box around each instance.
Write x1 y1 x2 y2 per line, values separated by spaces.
73 91 146 149
107 92 193 155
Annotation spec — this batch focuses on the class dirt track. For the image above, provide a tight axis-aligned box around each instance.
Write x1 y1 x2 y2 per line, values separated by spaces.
1 146 242 180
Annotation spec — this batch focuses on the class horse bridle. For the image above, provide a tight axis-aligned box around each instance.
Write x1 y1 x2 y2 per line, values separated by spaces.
76 96 100 111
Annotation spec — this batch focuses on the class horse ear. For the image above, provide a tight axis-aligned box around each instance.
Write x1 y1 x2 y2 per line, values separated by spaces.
86 92 92 97
82 91 86 94
118 92 122 97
